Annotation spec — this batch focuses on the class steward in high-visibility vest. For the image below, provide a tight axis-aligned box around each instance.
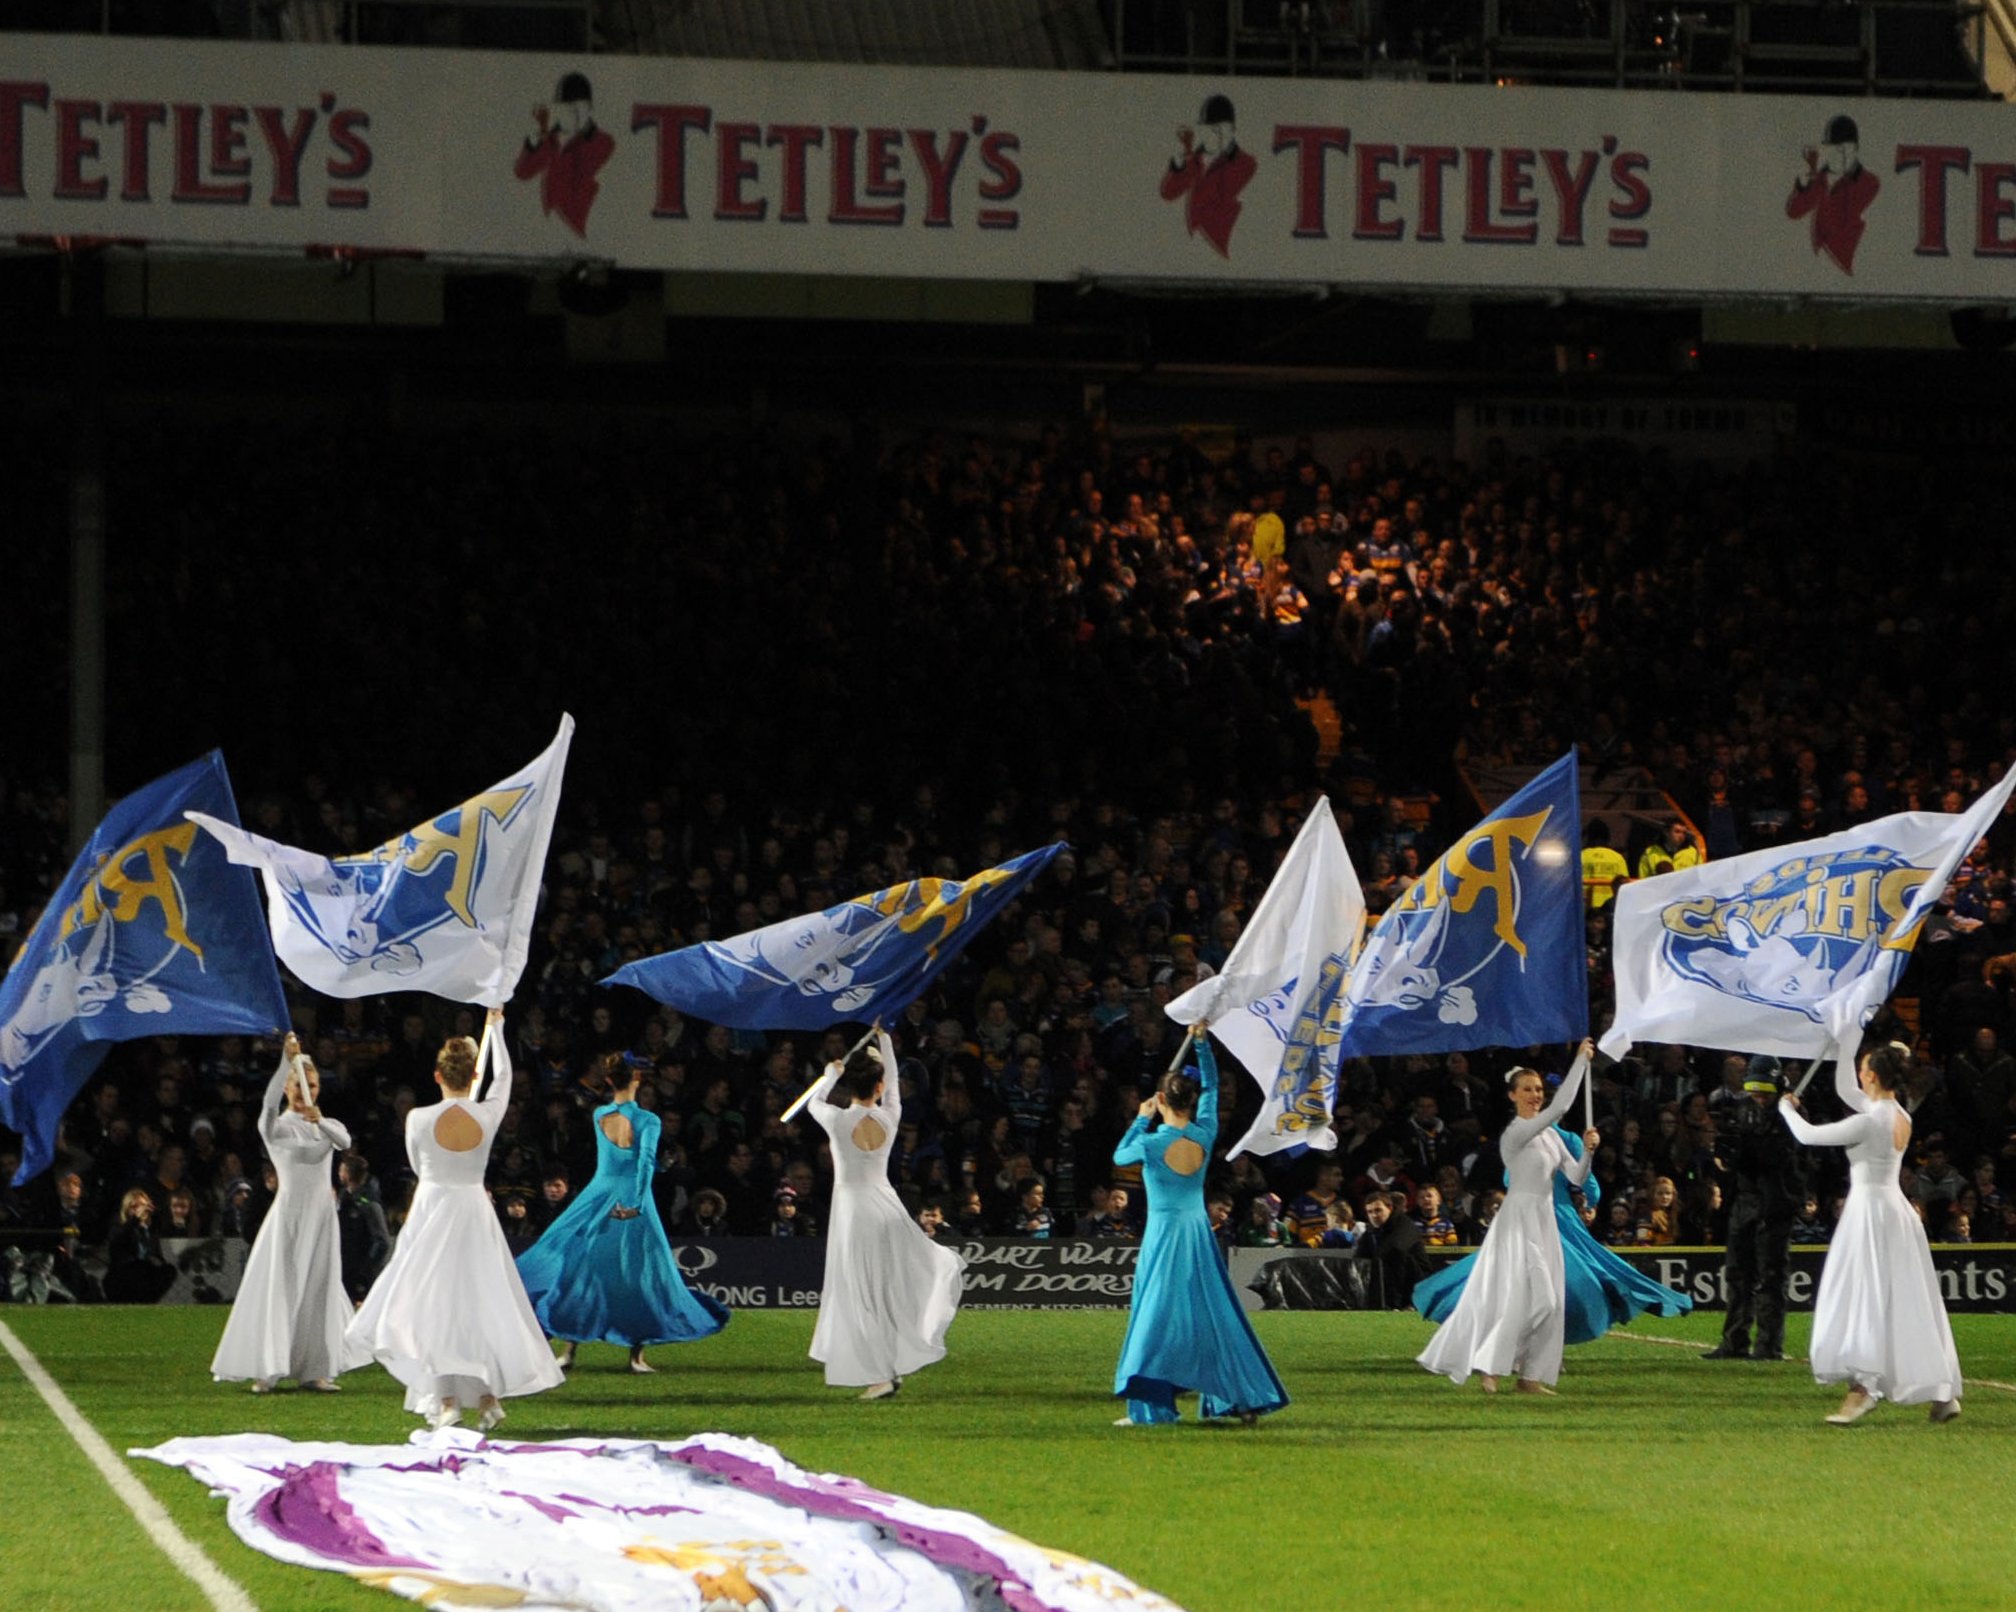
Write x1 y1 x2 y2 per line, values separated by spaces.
1637 820 1704 881
1581 821 1630 909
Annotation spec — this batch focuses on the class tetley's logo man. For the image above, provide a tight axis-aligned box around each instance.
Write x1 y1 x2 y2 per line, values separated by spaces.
1159 93 1259 258
514 71 617 238
1787 113 1879 276
1657 847 1929 1020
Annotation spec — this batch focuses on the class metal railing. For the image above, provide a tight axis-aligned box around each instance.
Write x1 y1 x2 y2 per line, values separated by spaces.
1106 0 1993 97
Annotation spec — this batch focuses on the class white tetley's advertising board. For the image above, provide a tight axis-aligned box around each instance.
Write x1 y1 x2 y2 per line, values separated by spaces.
5 33 2016 302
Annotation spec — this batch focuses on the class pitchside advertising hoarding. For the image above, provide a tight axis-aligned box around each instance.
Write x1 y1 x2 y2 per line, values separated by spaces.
7 33 2016 302
5 1233 2014 1308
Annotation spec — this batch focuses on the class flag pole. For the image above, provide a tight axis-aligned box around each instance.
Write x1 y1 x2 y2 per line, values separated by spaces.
1790 1054 1828 1099
1584 1044 1595 1133
782 1021 882 1125
471 1015 496 1102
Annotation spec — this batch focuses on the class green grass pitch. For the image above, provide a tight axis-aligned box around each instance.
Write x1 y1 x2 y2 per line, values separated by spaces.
2 1305 2009 1612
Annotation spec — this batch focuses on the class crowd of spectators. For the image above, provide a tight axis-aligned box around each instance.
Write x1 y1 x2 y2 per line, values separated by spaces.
4 399 2016 1308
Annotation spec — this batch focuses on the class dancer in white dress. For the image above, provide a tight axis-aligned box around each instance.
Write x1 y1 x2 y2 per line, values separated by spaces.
211 1034 352 1393
1781 1040 1962 1425
807 1028 964 1399
1418 1041 1599 1393
344 1009 564 1430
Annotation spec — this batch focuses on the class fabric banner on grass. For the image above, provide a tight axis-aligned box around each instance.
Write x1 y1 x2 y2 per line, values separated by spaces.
134 1430 1185 1611
1166 799 1363 1158
189 716 572 1007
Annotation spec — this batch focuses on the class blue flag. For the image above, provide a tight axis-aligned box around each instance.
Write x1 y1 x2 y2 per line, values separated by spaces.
0 753 288 1182
603 844 1066 1030
1339 752 1586 1057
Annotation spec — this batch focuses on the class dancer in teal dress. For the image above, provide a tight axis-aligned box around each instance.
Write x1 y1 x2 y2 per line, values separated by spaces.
1111 1024 1288 1426
516 1056 728 1371
1414 1124 1691 1344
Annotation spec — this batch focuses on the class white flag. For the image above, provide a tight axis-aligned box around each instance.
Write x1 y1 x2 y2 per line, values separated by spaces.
1601 769 2016 1063
188 716 573 1007
1167 798 1364 1157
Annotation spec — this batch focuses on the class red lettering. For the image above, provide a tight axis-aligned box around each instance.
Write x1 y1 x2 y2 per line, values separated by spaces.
325 107 371 207
171 104 247 203
829 126 901 225
907 127 968 228
210 103 250 187
864 126 904 206
1976 162 2016 257
1607 150 1651 247
1541 148 1599 246
1896 144 1970 257
1353 142 1402 241
0 82 52 199
54 99 106 201
1404 145 1459 242
1273 124 1350 238
766 123 822 223
106 101 165 202
977 130 1021 202
632 103 710 219
1463 148 1536 244
253 106 314 207
977 127 1019 227
1499 147 1537 218
714 120 765 220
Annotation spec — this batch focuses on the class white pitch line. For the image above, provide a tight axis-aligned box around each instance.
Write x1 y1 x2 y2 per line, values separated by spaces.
1611 1328 2016 1394
0 1317 258 1612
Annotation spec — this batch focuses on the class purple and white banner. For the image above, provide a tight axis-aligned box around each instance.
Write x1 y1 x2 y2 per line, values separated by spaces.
133 1429 1185 1611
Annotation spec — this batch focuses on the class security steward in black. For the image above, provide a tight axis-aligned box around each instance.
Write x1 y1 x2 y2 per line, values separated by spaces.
1703 1057 1804 1361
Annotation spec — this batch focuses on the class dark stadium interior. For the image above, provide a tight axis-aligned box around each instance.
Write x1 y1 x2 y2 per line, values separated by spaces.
6 0 2016 1312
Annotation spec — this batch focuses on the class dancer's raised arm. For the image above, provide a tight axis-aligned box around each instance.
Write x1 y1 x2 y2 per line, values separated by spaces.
874 1029 901 1122
1501 1041 1591 1154
257 1036 296 1144
476 1008 512 1111
1191 1027 1220 1142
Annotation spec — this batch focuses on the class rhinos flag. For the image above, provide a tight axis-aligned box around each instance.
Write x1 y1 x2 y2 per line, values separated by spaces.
1339 752 1587 1058
188 716 573 1008
1601 768 2016 1065
1167 799 1364 1159
0 753 287 1183
604 844 1065 1030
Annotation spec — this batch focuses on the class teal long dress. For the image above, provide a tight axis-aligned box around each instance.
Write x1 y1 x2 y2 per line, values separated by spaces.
1110 1040 1289 1424
1413 1126 1691 1344
515 1100 729 1348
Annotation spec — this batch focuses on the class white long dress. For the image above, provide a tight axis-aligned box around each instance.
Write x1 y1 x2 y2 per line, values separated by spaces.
343 1033 564 1416
1418 1053 1590 1388
808 1032 965 1387
1782 1057 1961 1405
211 1054 354 1385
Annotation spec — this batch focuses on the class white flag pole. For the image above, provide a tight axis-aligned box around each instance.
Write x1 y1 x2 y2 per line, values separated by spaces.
1584 1047 1595 1133
781 1021 882 1124
1790 1055 1828 1099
